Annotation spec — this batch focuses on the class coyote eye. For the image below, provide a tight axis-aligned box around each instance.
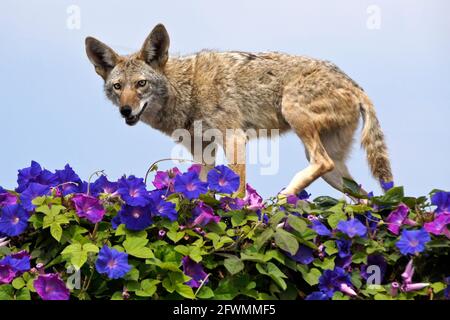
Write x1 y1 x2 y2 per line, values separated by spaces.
113 83 121 90
137 80 147 87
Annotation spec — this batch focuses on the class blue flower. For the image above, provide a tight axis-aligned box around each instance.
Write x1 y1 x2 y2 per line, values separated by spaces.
19 183 50 211
174 171 208 200
305 291 329 300
396 228 431 255
117 175 150 207
118 204 153 231
0 204 29 236
287 245 314 265
336 239 352 258
149 191 177 221
431 191 450 213
318 267 353 298
95 246 131 279
16 161 58 192
207 165 240 194
0 251 31 273
55 164 82 196
310 220 332 236
381 180 394 192
90 175 118 197
337 218 367 238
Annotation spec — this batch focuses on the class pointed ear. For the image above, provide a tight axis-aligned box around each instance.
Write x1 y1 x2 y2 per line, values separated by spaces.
139 24 170 68
85 37 119 79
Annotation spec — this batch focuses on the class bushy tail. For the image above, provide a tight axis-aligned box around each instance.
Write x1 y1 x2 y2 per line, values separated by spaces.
359 95 394 187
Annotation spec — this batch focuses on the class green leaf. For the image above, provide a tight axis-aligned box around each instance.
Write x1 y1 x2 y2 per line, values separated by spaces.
313 257 335 270
123 238 154 259
167 230 185 243
0 285 14 300
135 279 160 297
287 215 308 233
256 262 287 290
323 240 338 255
297 265 321 286
175 284 195 299
50 222 63 242
196 286 214 299
343 178 366 199
231 211 246 227
224 256 245 275
12 277 25 290
269 211 286 226
332 291 351 300
15 288 31 300
274 229 299 255
327 208 347 229
83 243 99 253
352 251 367 264
431 282 446 294
254 228 274 250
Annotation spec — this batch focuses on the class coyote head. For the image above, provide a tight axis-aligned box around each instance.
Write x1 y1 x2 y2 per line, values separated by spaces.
85 24 170 126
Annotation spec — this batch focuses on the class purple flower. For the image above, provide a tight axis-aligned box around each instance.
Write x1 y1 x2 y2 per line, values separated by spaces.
381 180 394 192
149 191 177 221
16 161 56 193
192 201 220 226
431 191 450 213
0 204 29 236
19 183 50 211
336 239 352 258
310 220 332 237
337 218 367 238
287 245 314 265
95 246 131 279
152 167 181 191
219 196 245 211
55 164 82 196
88 175 118 197
0 251 31 274
385 203 414 235
305 291 329 300
318 267 354 297
34 273 70 300
424 213 450 238
396 228 431 255
207 165 240 194
0 265 16 284
71 194 106 223
118 204 153 231
188 164 202 175
401 258 415 284
243 184 264 210
0 192 17 207
182 256 208 288
117 175 150 206
174 171 208 200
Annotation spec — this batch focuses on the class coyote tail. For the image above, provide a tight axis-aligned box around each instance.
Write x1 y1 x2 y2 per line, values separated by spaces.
359 95 394 187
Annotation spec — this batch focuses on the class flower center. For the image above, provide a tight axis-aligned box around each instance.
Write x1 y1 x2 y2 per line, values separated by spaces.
107 259 117 269
218 178 227 187
409 240 419 247
186 183 196 192
12 216 20 225
132 211 141 219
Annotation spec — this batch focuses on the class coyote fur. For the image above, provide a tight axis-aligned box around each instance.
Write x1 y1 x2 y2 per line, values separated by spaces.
85 24 393 196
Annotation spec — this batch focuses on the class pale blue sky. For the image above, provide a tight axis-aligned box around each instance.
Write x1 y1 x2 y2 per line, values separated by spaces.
1 0 449 198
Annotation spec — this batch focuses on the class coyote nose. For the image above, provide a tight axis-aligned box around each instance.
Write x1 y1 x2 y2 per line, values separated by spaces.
120 106 132 118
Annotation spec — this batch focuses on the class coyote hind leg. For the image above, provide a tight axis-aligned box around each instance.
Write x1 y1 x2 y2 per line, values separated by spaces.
281 107 335 195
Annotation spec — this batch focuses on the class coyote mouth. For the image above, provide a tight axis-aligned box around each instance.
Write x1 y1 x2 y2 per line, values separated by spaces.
125 103 148 126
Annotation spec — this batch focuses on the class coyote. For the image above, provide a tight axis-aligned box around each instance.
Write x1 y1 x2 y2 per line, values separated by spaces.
85 24 393 196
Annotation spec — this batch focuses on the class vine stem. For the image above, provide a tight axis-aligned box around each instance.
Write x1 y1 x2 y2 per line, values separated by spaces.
143 158 205 185
87 170 106 196
194 273 211 298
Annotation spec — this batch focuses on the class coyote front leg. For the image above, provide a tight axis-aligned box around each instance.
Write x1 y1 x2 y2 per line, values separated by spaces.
224 131 247 196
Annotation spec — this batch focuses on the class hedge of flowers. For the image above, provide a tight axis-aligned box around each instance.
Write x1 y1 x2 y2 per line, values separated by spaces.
0 161 449 300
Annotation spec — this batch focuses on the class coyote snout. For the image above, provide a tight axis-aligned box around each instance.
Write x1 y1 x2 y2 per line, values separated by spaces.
85 24 394 196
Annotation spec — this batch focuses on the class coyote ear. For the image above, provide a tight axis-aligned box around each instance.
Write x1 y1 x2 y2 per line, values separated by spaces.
85 37 119 80
140 24 170 68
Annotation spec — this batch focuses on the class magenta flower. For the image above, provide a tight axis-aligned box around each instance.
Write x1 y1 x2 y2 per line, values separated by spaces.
182 256 208 288
71 194 105 223
192 201 220 226
34 273 70 300
424 213 450 238
187 164 202 175
152 167 181 191
0 192 17 207
0 265 16 284
243 184 264 210
385 203 417 235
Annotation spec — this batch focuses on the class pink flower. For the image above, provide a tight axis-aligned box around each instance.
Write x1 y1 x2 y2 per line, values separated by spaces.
402 282 430 292
243 184 264 210
385 203 417 235
71 194 106 223
152 167 181 191
424 212 450 238
401 258 414 284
